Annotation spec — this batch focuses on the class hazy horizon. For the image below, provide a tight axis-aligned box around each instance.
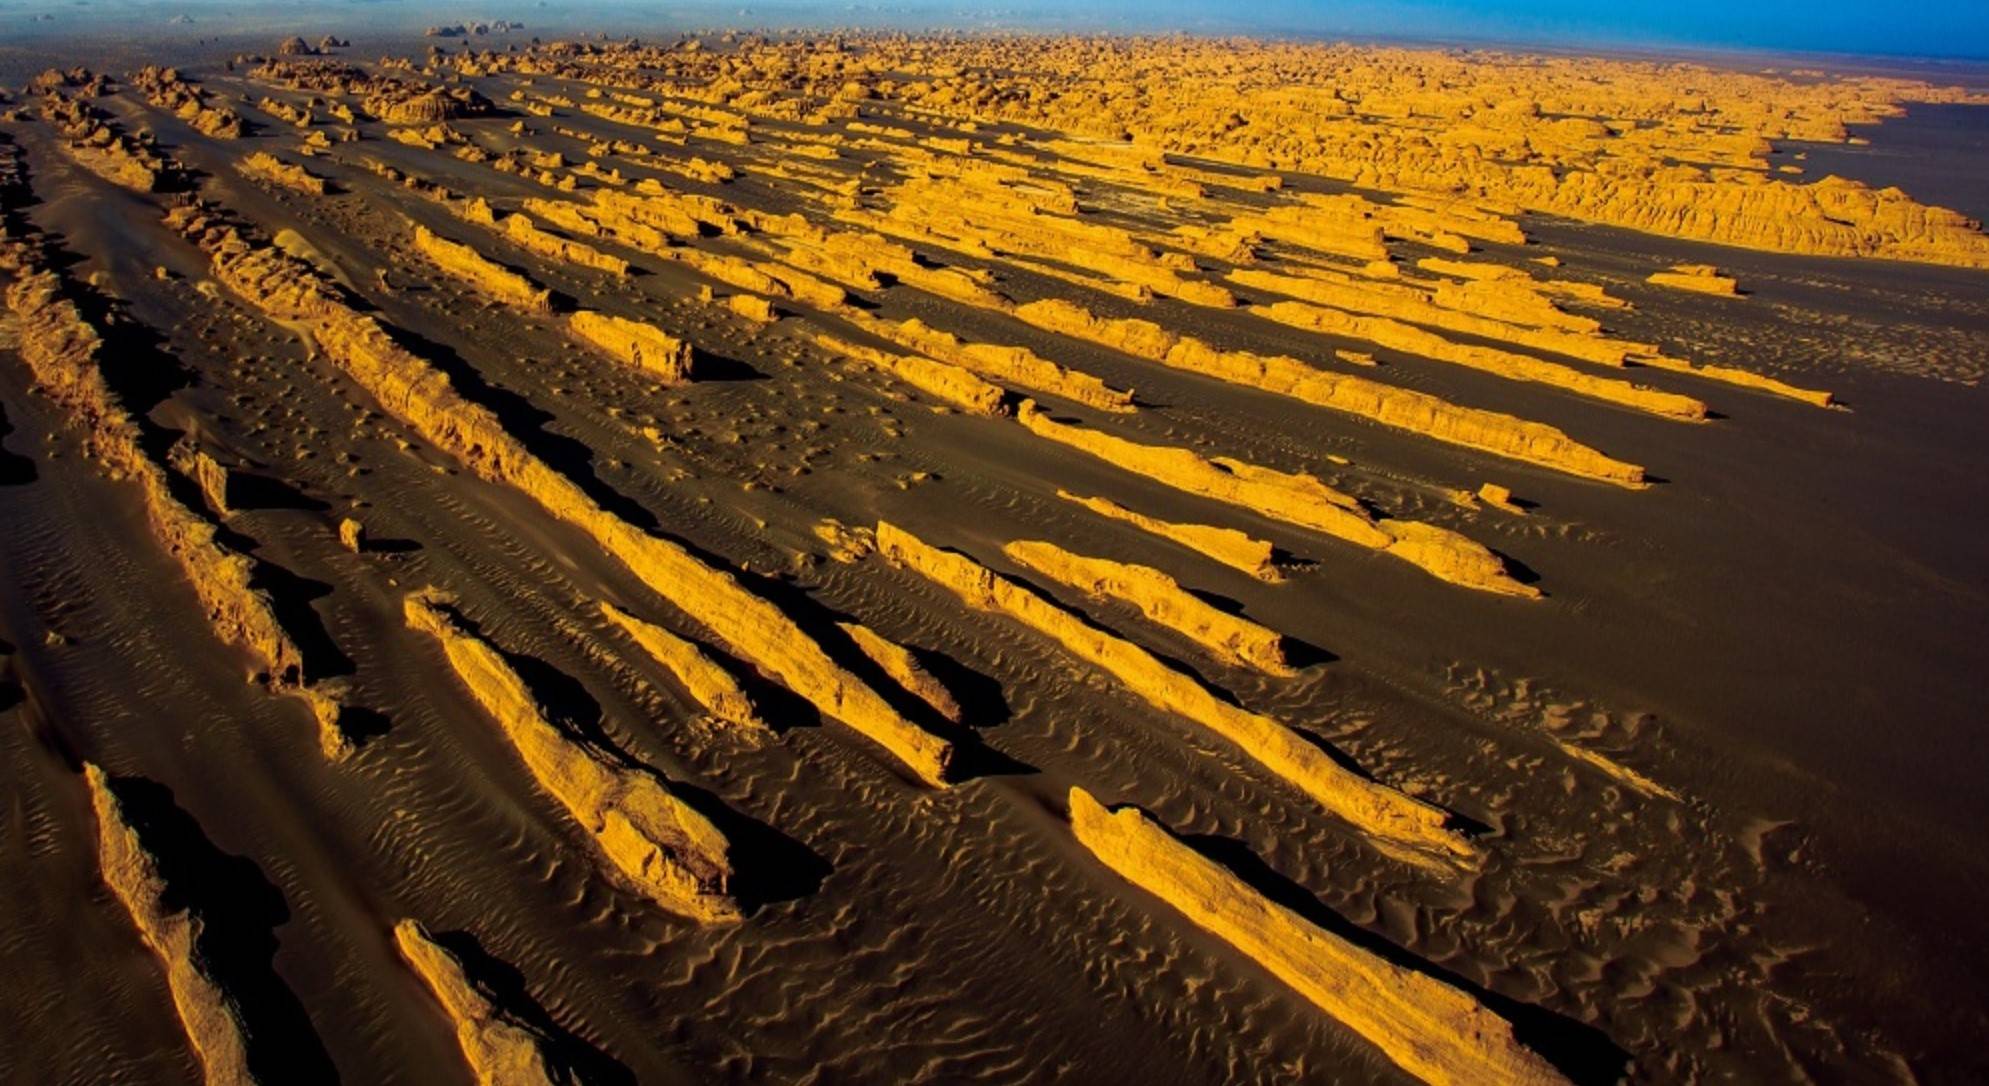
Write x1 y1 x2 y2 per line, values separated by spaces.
3 0 1988 63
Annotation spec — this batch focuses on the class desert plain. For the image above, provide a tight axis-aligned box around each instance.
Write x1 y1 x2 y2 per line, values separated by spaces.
1 18 1988 1086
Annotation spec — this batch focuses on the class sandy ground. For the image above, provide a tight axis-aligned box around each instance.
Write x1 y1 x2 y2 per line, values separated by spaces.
3 34 1988 1085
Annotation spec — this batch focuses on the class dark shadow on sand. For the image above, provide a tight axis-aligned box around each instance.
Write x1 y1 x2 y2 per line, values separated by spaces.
106 772 341 1086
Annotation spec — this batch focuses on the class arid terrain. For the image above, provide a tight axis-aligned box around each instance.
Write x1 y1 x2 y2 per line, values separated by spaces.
2 28 1988 1086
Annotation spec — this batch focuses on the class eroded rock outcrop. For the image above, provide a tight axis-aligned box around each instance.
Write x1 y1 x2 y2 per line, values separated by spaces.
84 763 256 1086
130 66 246 139
405 589 740 921
879 524 1464 862
1016 403 1535 597
600 601 767 732
1646 263 1739 296
1253 299 1707 422
1068 788 1566 1086
813 332 1006 415
392 919 561 1086
4 257 347 756
40 91 169 192
238 151 326 195
838 620 964 725
412 224 552 312
1004 539 1294 675
1057 490 1282 582
501 213 628 276
168 202 951 784
566 310 693 381
837 309 1134 413
1011 296 1644 485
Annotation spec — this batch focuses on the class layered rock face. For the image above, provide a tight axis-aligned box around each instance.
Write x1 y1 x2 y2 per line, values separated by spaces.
84 764 257 1086
566 310 694 381
1068 788 1566 1086
1004 539 1294 675
392 919 563 1086
405 589 741 922
879 523 1466 864
413 225 552 312
1015 403 1536 597
166 203 952 785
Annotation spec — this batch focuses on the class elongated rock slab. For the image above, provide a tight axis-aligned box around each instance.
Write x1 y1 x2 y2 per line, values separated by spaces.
879 523 1465 862
1069 788 1566 1086
405 590 740 922
393 919 561 1086
84 763 257 1086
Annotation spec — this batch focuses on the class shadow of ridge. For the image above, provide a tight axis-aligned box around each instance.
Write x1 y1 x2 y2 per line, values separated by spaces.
709 557 1034 783
685 348 767 383
425 929 635 1086
105 774 340 1086
39 251 197 429
478 628 831 911
1492 548 1544 589
0 400 37 486
815 602 1014 732
1178 828 1629 1085
226 470 330 513
248 563 357 682
663 777 831 913
372 323 661 533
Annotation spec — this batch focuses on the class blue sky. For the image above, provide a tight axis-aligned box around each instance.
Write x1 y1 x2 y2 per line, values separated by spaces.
10 1 1989 61
1220 0 1989 58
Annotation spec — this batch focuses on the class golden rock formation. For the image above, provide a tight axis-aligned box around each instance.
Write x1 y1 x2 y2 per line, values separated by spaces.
1647 264 1740 296
1016 403 1535 596
130 66 245 138
879 524 1465 861
405 589 741 922
391 919 560 1086
40 91 166 192
1477 483 1526 515
813 332 1007 416
167 440 233 518
238 151 326 195
1017 294 1645 485
1254 300 1707 421
83 763 256 1086
566 310 694 381
837 620 964 724
412 225 552 312
1003 539 1295 675
4 260 349 757
1068 788 1565 1086
600 601 768 733
728 293 779 323
171 204 952 785
1056 490 1283 582
501 213 629 276
837 309 1135 413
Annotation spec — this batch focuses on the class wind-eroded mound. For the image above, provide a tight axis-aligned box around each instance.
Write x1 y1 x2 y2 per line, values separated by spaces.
1069 788 1566 1086
1004 539 1295 675
84 763 257 1086
405 589 740 922
1016 403 1536 597
879 523 1466 863
392 919 565 1086
166 201 954 785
